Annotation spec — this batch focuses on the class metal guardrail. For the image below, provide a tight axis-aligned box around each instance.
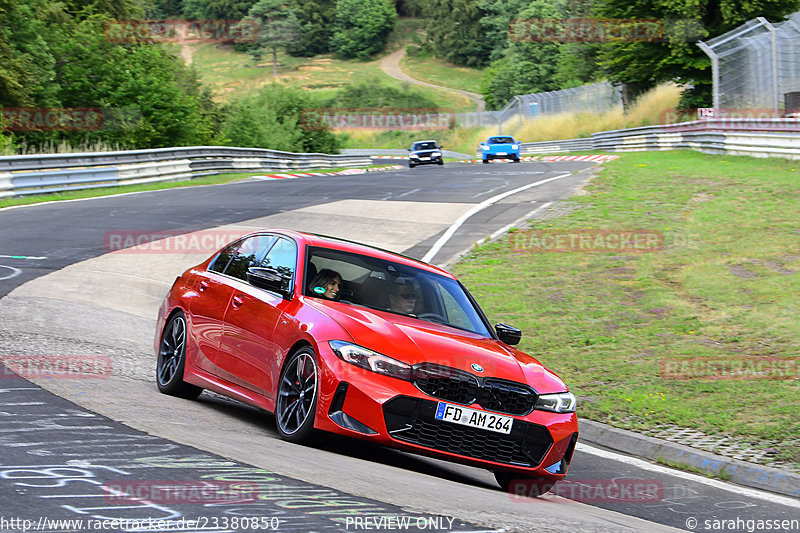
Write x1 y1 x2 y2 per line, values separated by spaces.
0 146 372 198
519 118 800 159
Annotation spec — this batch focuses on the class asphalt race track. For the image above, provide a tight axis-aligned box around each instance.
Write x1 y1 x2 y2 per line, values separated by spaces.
1 161 798 533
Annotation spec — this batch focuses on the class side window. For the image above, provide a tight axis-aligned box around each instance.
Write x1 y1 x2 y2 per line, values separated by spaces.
209 239 242 274
437 284 476 332
225 235 275 281
260 237 297 292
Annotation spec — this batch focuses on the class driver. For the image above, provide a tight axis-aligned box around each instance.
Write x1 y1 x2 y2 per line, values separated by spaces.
308 269 342 301
387 280 417 314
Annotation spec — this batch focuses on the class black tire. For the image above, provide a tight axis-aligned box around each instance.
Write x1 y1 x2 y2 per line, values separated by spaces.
513 156 521 163
157 311 203 399
409 163 416 168
494 470 557 498
482 158 489 164
437 160 444 165
276 347 319 443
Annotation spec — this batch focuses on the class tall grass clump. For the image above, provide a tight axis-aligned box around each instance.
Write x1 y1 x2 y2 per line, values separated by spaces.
501 83 682 142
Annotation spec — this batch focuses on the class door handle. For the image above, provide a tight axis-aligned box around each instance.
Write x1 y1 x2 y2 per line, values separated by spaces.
231 295 244 308
199 279 210 292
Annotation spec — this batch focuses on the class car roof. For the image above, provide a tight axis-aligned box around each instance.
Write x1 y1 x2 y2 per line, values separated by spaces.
412 140 438 144
250 229 454 278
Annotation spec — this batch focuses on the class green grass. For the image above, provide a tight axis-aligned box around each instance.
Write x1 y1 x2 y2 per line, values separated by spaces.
451 150 800 469
0 166 398 209
179 43 474 111
400 52 485 95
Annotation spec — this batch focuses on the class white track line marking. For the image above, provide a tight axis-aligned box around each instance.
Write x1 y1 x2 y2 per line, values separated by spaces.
422 172 573 263
576 443 800 508
0 255 47 260
0 265 22 280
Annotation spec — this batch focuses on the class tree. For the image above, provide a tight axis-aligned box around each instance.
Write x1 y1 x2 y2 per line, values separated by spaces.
480 0 567 109
286 0 336 56
477 0 530 62
594 0 800 106
421 0 490 67
330 0 396 59
247 0 301 75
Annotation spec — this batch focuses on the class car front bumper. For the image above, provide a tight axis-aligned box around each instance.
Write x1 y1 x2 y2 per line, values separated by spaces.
313 343 579 479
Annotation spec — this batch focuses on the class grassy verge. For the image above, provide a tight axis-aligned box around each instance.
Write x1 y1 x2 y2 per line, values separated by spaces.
0 166 398 209
451 150 800 468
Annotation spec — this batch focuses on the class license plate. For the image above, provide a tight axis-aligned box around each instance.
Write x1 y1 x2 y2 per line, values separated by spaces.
435 402 513 434
419 156 430 160
496 152 507 156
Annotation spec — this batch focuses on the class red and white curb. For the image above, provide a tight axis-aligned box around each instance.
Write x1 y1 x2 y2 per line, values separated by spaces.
457 154 620 163
251 165 404 181
369 155 407 159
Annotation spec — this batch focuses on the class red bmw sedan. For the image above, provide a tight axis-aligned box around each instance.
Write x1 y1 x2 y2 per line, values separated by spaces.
155 229 578 492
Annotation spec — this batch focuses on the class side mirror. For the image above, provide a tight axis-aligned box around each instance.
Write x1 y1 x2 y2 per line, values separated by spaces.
247 267 292 299
495 323 522 345
407 148 412 151
479 142 485 146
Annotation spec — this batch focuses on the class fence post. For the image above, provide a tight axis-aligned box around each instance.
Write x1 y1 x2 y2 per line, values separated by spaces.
697 41 720 111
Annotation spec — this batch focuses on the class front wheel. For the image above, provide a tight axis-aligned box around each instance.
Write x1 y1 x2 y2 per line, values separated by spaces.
482 158 489 164
157 311 203 399
512 156 521 163
276 347 319 443
437 160 444 166
494 470 557 498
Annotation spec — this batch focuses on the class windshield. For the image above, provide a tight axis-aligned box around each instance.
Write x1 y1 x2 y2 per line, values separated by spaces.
305 247 492 337
412 142 437 150
489 137 515 144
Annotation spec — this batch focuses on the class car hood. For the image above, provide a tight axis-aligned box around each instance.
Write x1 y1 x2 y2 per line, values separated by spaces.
311 301 567 393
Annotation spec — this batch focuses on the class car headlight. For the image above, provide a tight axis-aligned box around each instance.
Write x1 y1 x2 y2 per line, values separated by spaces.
431 151 441 157
329 341 411 380
511 144 519 150
410 154 419 158
535 392 576 413
482 145 490 151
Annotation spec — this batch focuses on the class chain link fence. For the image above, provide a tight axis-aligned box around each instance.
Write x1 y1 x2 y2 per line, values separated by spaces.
698 12 800 113
457 81 623 130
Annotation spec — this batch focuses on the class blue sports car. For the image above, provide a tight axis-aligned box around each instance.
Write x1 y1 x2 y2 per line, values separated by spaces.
480 136 521 163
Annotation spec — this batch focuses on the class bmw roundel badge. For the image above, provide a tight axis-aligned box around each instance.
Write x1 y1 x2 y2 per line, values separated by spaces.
471 363 484 373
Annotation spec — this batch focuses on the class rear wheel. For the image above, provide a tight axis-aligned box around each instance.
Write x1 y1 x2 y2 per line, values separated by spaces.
156 311 203 399
494 470 557 498
276 347 319 443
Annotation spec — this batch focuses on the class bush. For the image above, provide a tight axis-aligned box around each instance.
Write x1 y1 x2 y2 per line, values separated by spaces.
221 84 342 154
